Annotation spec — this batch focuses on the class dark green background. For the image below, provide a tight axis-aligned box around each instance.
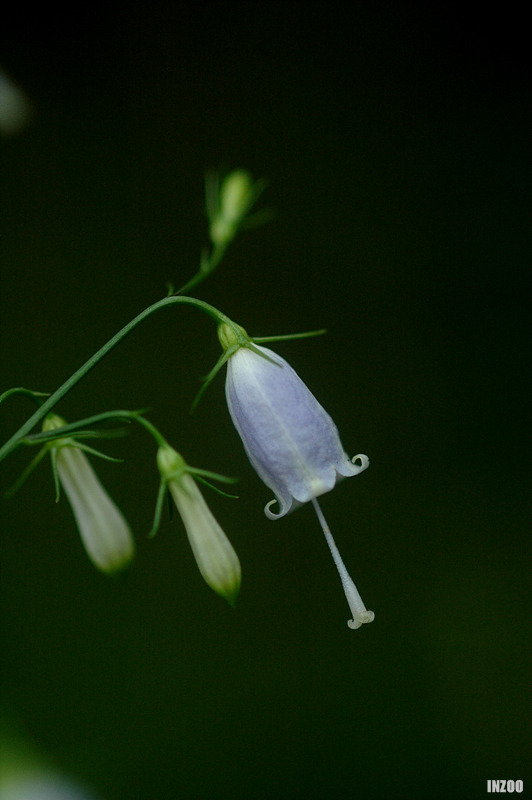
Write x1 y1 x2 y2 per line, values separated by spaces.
1 5 530 799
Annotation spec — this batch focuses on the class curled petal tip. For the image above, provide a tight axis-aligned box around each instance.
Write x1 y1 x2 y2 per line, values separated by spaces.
352 454 370 472
264 496 292 519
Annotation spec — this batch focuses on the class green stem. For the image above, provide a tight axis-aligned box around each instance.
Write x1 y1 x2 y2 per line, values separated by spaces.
0 387 50 406
133 415 169 448
0 295 235 465
23 410 139 444
176 243 227 296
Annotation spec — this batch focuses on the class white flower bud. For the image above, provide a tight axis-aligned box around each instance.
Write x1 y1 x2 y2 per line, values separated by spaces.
43 415 134 575
157 445 241 605
209 170 255 247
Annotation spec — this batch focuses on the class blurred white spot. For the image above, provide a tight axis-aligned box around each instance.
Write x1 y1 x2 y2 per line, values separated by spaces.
0 773 101 800
0 68 33 136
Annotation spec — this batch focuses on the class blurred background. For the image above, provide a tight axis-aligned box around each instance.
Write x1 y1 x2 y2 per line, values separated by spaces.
1 4 530 798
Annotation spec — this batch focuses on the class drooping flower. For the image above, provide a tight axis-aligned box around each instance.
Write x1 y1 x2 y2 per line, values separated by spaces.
155 444 241 605
43 414 135 575
217 322 374 629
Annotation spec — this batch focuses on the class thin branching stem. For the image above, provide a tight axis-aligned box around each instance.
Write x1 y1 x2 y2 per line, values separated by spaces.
0 296 237 465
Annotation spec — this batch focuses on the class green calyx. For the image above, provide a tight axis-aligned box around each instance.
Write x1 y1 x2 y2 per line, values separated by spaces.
150 444 238 539
42 412 67 433
156 444 187 481
217 321 250 352
5 412 128 502
156 444 237 492
191 320 327 414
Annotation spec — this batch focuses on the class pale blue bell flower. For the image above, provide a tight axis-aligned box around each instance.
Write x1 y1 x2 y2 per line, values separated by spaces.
223 340 368 519
218 323 374 629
